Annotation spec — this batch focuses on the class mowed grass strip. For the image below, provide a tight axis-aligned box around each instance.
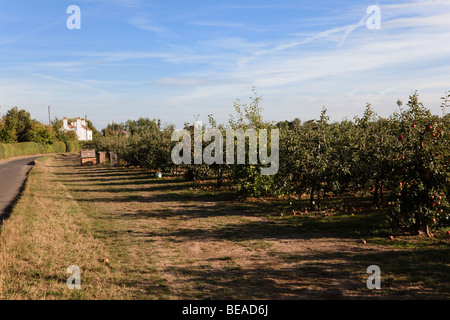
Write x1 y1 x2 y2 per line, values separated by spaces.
0 155 127 299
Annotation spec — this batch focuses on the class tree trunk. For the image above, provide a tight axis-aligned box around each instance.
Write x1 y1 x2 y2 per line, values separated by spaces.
425 225 433 237
310 184 316 211
317 190 321 211
217 166 223 187
373 179 384 206
373 181 379 205
380 183 384 204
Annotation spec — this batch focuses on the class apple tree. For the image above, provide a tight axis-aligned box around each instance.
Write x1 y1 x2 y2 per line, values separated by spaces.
387 93 450 236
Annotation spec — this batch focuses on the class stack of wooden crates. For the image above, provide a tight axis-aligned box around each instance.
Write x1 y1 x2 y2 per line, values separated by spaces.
80 149 97 166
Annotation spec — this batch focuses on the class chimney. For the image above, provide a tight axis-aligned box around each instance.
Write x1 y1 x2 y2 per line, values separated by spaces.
63 117 68 128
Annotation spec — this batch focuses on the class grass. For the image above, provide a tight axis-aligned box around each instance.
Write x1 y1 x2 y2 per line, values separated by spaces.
0 155 127 299
0 153 449 299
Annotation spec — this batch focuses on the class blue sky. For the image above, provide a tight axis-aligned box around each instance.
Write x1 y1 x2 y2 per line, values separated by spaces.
0 0 449 130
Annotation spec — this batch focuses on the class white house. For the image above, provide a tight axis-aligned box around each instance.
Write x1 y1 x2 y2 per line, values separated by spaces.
62 117 93 141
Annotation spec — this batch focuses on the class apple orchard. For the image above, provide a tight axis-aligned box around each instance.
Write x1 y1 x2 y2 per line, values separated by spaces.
85 90 450 237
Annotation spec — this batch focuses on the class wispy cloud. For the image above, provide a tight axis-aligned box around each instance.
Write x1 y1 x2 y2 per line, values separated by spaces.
77 50 173 62
384 12 450 29
236 9 372 67
127 15 177 38
85 0 146 8
151 1 450 124
153 77 209 87
190 20 264 31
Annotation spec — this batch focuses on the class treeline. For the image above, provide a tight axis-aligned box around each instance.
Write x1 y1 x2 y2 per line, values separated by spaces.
0 106 83 158
87 90 450 236
84 118 174 171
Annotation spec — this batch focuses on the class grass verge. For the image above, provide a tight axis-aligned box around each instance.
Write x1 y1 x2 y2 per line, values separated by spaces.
0 155 127 299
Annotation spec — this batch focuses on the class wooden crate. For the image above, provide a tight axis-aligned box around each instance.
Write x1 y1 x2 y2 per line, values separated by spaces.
80 149 97 166
81 157 97 166
109 151 118 166
98 151 107 164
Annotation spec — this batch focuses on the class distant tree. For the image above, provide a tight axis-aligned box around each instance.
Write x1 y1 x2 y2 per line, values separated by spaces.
24 121 56 144
0 112 4 133
102 122 125 137
85 119 102 140
125 117 162 135
0 107 33 143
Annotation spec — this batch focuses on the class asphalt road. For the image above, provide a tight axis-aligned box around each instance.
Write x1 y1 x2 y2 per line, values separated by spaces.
0 156 41 219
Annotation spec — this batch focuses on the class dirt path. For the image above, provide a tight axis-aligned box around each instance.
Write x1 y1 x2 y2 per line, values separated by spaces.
53 154 449 299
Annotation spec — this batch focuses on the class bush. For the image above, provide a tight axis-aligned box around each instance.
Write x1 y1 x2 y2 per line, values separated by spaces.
64 140 80 152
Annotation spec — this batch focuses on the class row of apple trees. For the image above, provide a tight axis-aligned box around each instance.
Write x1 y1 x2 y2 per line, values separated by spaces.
277 92 449 236
176 90 450 236
86 90 450 236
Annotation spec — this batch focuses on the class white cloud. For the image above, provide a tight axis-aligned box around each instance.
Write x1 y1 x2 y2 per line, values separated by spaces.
384 12 450 29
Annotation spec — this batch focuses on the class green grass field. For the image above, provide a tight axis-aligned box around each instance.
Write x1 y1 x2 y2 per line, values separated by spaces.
0 154 449 299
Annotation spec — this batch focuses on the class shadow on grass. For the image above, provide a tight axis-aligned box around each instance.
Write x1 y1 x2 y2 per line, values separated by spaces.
164 262 358 299
60 163 392 240
88 206 390 242
162 244 450 299
65 181 228 193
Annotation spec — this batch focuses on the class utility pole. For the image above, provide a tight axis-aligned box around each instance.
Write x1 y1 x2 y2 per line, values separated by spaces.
48 105 51 126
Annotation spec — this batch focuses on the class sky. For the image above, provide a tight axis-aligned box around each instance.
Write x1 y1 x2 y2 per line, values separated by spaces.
0 0 449 130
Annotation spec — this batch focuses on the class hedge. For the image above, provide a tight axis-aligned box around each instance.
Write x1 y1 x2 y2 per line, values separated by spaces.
64 140 80 153
0 141 66 160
